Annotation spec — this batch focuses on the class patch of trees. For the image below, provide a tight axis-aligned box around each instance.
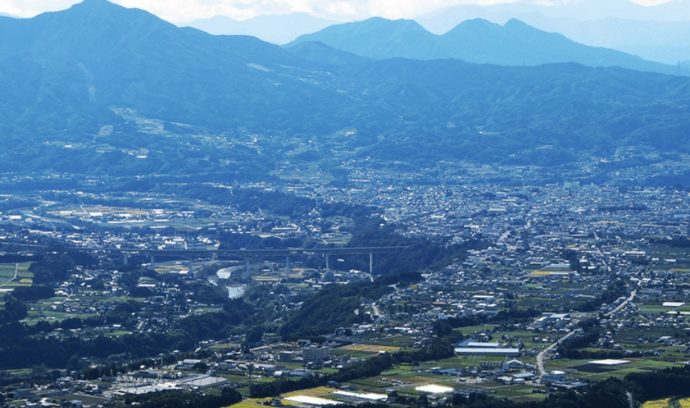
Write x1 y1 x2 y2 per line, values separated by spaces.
161 185 318 218
0 295 28 322
28 249 96 287
175 301 252 341
218 232 303 251
30 254 74 285
11 285 55 301
279 284 391 340
626 366 690 402
249 375 326 398
392 338 457 365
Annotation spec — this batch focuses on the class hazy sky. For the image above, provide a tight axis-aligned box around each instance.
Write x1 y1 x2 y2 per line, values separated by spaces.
0 0 673 22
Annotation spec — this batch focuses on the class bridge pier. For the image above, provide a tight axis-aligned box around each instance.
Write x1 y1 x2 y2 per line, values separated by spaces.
285 256 291 275
369 252 373 275
245 258 251 275
325 254 330 273
187 258 194 275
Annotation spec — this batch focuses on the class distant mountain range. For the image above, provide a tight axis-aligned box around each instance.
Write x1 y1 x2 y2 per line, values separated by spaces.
419 0 690 34
184 13 335 45
1 0 690 181
416 1 690 65
291 17 682 76
527 18 690 65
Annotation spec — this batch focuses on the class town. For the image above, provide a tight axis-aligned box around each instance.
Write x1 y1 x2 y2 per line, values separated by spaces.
1 163 689 408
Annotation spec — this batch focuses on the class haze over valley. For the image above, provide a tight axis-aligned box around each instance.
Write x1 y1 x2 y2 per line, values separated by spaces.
0 2 690 408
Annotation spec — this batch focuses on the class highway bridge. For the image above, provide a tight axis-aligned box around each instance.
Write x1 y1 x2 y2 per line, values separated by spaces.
0 241 409 275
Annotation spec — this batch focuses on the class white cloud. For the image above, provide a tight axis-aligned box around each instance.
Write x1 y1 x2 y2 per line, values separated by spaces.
0 0 674 22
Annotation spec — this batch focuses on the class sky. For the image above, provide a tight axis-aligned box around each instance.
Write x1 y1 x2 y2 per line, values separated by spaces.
0 0 674 22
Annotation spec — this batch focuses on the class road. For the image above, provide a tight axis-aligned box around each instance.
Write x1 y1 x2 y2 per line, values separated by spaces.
537 286 637 379
605 289 637 318
537 330 577 379
626 391 634 408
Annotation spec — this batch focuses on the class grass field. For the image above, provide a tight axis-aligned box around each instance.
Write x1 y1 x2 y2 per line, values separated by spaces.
639 303 690 314
546 358 681 381
416 355 506 370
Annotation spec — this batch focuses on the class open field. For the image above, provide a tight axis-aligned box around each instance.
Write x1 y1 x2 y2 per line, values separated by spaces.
340 344 401 353
546 358 681 381
0 262 33 288
639 303 690 314
417 355 507 370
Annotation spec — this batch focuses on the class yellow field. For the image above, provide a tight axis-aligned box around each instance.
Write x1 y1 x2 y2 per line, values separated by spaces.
642 399 670 408
284 386 337 398
341 344 401 353
228 399 272 408
228 398 302 408
527 271 552 277
678 398 690 408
